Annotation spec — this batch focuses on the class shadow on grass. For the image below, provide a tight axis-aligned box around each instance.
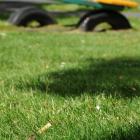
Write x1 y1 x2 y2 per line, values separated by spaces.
17 57 140 98
100 125 140 140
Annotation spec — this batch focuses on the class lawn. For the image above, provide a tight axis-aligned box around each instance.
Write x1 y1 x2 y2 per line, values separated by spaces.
0 12 140 140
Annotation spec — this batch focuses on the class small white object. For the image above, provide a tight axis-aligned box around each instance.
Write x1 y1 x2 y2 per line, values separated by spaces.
96 105 100 110
60 62 66 68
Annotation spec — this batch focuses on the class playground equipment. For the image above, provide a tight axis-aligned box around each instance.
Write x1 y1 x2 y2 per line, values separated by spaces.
0 0 138 31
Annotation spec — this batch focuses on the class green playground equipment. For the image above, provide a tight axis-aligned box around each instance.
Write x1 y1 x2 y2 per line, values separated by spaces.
63 0 138 10
0 0 138 31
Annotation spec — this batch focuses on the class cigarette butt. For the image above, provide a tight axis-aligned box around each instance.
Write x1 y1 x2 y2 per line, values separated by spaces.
28 134 36 140
38 122 52 134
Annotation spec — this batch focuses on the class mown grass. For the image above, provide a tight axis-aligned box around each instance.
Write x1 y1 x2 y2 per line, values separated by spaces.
0 14 140 140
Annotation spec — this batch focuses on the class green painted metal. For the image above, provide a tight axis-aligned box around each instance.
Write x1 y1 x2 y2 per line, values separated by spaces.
63 0 124 10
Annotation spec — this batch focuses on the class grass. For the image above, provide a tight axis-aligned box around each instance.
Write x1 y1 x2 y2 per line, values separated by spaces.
0 13 140 140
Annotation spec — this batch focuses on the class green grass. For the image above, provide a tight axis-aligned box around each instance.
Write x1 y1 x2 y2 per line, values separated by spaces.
0 16 140 140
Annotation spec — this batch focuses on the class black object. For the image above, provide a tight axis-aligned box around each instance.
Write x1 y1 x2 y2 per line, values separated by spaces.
78 10 131 31
0 0 132 31
8 6 56 27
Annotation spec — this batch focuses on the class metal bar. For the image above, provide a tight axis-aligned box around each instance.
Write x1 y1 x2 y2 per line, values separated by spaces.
0 0 61 12
0 0 55 4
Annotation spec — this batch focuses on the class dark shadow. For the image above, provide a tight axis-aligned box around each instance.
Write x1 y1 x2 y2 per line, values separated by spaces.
0 13 10 20
49 9 88 18
100 125 140 140
16 57 140 98
80 124 140 140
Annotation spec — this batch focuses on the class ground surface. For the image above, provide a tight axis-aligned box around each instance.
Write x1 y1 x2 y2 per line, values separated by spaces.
0 9 140 140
